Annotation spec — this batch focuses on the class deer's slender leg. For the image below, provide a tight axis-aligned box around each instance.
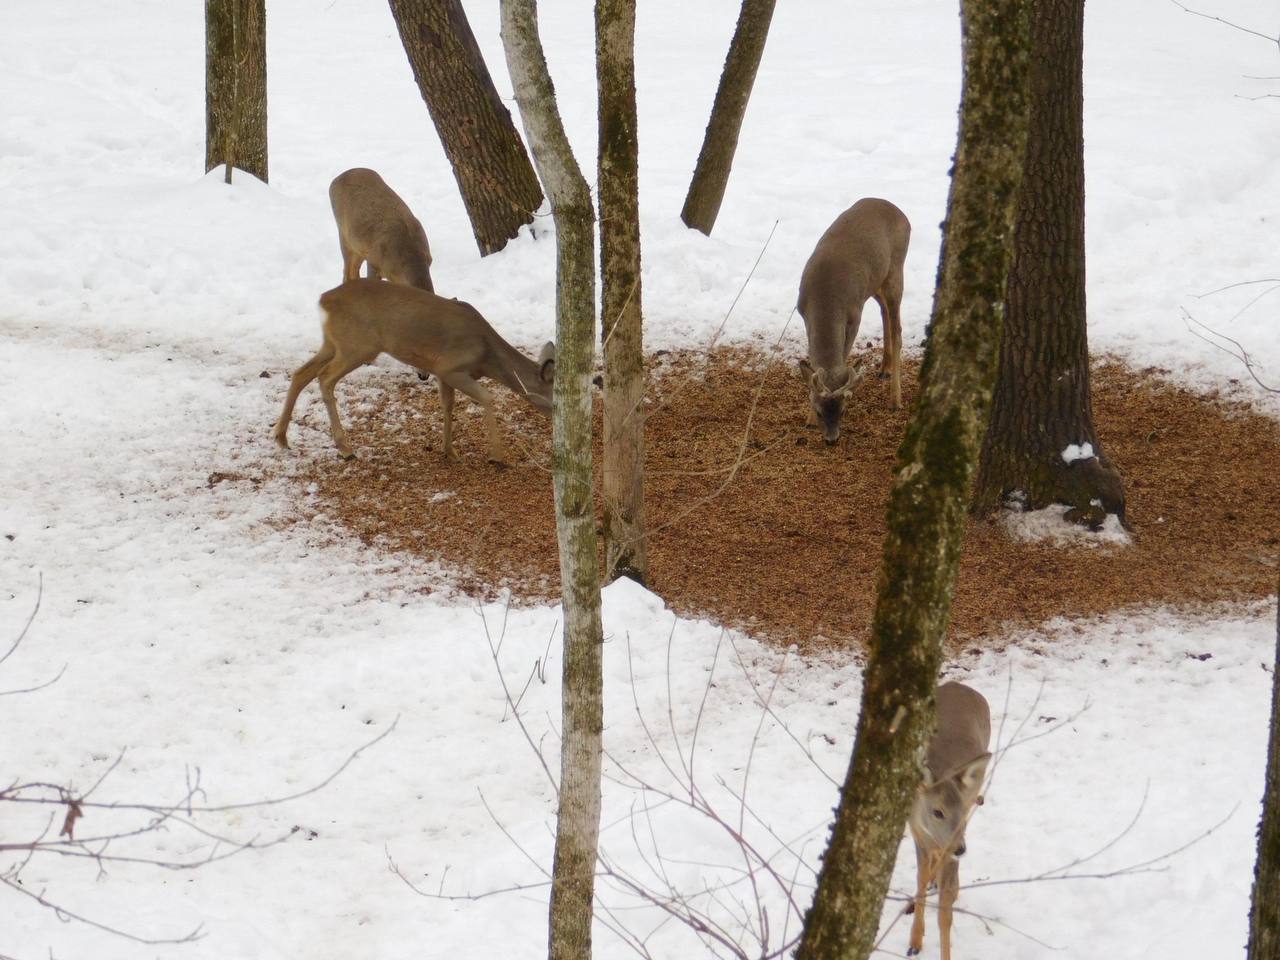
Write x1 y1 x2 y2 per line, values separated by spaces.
273 343 336 449
437 379 459 461
881 267 905 410
938 855 960 960
316 351 372 460
342 247 363 283
438 371 504 463
908 840 930 956
366 262 382 281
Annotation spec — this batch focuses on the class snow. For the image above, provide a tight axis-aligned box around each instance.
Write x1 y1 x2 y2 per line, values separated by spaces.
1062 442 1096 464
1000 503 1131 548
1 1 1277 959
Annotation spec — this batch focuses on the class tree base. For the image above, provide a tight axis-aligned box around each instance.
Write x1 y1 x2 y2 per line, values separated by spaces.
974 454 1126 526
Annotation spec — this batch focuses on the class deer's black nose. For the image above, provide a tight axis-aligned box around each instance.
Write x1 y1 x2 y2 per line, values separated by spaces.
954 843 966 858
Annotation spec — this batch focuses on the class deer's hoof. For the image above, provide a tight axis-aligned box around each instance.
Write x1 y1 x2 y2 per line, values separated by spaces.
906 948 921 957
338 450 357 462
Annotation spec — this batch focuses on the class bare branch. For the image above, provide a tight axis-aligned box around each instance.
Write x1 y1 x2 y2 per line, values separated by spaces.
1182 308 1278 393
1169 0 1280 50
478 604 560 794
0 873 204 946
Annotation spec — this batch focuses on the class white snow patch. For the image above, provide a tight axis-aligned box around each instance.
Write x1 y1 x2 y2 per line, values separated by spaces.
1062 442 1097 464
1000 504 1131 547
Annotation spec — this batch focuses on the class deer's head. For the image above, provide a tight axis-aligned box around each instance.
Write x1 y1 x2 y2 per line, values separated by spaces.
798 358 863 444
524 341 556 414
909 752 990 859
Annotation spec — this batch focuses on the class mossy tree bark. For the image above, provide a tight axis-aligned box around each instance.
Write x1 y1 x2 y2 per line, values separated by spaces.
1248 577 1280 960
205 0 267 183
793 0 1032 957
679 0 775 235
389 0 545 255
596 0 647 585
500 4 603 959
972 0 1125 523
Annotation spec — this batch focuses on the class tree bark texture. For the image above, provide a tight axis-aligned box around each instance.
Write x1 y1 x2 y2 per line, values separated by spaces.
972 0 1125 522
499 5 603 960
679 0 776 235
1248 579 1280 960
389 0 545 256
596 0 647 585
794 1 1032 957
205 0 268 183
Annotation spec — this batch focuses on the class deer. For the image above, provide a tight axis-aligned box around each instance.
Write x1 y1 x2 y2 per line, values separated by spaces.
797 197 910 444
906 680 992 960
329 167 434 292
272 279 554 464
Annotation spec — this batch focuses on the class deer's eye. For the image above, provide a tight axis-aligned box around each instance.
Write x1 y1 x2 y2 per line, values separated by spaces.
932 810 945 821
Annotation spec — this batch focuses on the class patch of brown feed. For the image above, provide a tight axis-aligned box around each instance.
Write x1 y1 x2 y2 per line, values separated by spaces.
277 349 1279 653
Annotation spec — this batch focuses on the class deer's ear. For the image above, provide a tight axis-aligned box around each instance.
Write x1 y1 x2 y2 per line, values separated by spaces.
538 342 556 383
958 752 991 794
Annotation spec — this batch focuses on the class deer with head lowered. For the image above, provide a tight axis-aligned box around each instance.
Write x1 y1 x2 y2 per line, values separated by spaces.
329 167 434 292
906 680 992 960
797 197 910 444
272 279 554 464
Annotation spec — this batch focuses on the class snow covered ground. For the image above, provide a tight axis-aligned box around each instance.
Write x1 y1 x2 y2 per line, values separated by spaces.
1 1 1277 958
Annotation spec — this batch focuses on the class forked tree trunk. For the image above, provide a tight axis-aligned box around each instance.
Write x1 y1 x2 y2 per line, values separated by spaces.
794 1 1032 957
389 0 545 255
596 0 647 585
1249 576 1280 960
679 0 776 235
205 0 268 183
972 0 1125 524
499 4 603 960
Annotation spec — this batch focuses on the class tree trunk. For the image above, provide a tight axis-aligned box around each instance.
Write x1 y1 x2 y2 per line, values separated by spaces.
499 5 603 960
794 1 1032 958
596 0 647 585
390 0 545 256
1249 577 1280 960
205 0 268 183
679 0 776 235
972 0 1125 524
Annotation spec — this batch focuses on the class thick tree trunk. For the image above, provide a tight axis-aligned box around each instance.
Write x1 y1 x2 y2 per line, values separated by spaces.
499 5 603 960
390 0 545 256
205 0 267 183
679 0 776 235
972 0 1125 524
794 1 1032 958
596 0 647 585
1249 579 1280 960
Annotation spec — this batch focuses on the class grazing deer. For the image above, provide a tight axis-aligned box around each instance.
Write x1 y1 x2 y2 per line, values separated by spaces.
272 280 554 464
907 681 992 960
797 197 910 444
329 167 434 292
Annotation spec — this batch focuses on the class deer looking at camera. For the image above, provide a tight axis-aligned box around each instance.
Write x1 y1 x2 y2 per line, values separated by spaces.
906 681 992 960
797 197 910 444
329 167 434 292
272 280 554 464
